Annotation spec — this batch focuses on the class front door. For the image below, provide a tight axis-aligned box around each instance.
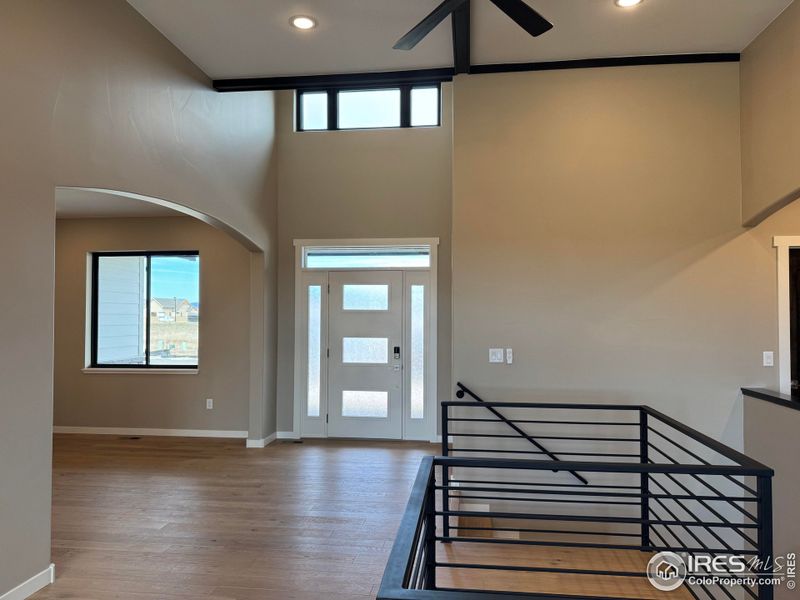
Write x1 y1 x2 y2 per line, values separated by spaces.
327 271 403 439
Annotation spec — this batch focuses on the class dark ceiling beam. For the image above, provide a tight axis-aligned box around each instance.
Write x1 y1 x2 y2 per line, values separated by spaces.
393 0 468 50
213 54 740 93
451 0 471 75
213 68 454 92
470 53 740 75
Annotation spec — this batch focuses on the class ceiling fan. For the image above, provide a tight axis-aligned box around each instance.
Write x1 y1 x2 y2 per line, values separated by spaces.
394 0 553 74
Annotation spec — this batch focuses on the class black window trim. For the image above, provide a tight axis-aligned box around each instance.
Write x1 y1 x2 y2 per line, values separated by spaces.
296 82 442 132
90 250 200 370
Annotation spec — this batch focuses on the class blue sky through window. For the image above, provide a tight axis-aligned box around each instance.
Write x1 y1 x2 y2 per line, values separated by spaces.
151 256 199 304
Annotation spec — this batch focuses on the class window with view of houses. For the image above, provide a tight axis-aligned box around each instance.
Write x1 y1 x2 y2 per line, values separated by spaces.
90 251 200 368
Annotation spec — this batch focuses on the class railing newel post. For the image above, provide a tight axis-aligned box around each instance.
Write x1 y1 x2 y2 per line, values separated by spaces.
757 475 774 600
441 401 451 541
639 408 651 551
423 465 437 590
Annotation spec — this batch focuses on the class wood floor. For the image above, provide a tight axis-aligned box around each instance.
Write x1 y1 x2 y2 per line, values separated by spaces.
35 434 688 600
34 434 435 600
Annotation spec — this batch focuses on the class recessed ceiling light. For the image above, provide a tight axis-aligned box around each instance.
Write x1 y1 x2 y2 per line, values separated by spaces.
615 0 643 7
290 15 317 30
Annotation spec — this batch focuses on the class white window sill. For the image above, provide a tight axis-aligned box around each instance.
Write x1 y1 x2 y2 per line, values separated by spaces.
81 368 199 375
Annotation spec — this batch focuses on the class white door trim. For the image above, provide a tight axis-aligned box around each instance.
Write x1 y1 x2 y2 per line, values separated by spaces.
292 238 438 441
773 236 800 394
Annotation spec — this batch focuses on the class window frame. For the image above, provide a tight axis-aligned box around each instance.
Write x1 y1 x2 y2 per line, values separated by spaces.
296 83 441 132
89 250 200 370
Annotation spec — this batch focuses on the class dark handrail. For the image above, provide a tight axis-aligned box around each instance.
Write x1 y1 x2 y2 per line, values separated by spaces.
377 456 433 597
438 455 773 477
445 400 643 410
454 382 589 485
643 405 773 471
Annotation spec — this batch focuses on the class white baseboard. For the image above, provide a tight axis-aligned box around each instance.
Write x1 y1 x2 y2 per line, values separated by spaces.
277 431 299 440
53 426 248 439
0 564 54 600
245 432 278 448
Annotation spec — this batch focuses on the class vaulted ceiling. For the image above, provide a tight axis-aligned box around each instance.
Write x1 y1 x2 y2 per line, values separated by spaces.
126 0 791 80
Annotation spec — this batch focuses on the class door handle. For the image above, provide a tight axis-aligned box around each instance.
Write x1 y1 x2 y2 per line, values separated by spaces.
393 346 401 359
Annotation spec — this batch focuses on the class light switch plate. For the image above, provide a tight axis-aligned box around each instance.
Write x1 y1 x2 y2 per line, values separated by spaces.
506 348 513 364
489 348 504 363
763 351 774 367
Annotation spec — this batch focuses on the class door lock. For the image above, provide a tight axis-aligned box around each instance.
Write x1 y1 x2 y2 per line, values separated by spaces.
393 346 401 359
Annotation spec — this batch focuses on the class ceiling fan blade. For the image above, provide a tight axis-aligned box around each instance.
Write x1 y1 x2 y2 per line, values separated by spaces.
488 0 553 37
394 0 469 50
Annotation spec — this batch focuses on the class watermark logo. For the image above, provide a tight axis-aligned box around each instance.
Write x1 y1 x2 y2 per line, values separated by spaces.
647 552 687 591
646 552 796 591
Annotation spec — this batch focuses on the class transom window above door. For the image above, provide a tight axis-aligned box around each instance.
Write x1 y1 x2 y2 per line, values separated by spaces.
302 245 431 269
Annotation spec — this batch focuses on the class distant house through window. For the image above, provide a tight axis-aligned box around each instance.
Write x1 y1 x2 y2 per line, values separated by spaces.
90 251 200 368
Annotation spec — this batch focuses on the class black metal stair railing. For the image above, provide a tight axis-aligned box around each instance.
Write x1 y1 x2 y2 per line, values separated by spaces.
377 388 775 600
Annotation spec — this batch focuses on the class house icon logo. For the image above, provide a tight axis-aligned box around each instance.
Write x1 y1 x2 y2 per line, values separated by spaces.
647 551 687 591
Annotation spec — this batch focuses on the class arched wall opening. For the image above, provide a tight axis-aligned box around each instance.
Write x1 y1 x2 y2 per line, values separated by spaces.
54 186 271 445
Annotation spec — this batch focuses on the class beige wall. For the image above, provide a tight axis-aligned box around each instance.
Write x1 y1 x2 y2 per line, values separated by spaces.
54 217 251 431
740 0 800 225
744 397 800 600
0 0 276 594
274 86 453 433
452 63 793 449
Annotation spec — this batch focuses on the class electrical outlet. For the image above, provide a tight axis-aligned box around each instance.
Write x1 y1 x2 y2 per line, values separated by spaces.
206 398 214 410
763 352 774 367
506 348 513 364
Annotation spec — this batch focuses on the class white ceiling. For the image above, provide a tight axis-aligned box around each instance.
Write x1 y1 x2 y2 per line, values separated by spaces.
126 0 792 80
56 188 182 219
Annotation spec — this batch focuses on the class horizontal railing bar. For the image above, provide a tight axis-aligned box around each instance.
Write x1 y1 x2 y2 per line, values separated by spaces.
437 536 760 555
410 538 425 589
444 401 644 410
647 476 740 553
644 406 773 472
451 448 641 458
438 484 753 502
438 536 644 551
448 433 640 442
648 469 759 548
452 493 640 505
647 447 760 525
450 525 640 538
650 475 758 552
435 456 767 476
447 418 638 426
435 561 647 578
448 478 640 490
432 587 642 600
648 429 759 497
437 510 758 528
